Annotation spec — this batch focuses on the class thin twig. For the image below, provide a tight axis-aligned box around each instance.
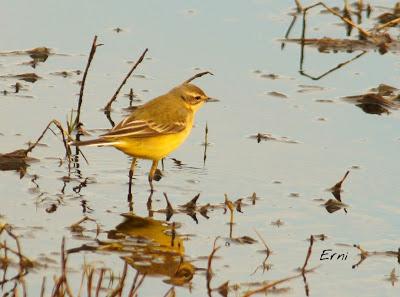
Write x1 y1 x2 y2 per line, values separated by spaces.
207 237 220 297
302 235 314 273
303 2 370 38
87 267 94 297
254 229 271 255
40 277 46 297
281 14 298 49
301 235 314 296
184 71 213 84
104 48 148 112
95 268 105 297
109 262 128 297
26 120 70 157
130 273 146 296
127 271 140 297
76 36 101 126
162 286 176 297
242 267 317 297
294 0 303 12
374 17 400 32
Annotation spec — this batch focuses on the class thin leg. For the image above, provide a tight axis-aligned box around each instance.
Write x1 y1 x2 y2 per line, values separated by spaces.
148 160 159 192
127 158 137 203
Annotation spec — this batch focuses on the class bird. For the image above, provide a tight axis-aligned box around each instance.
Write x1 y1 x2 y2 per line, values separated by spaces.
73 83 210 191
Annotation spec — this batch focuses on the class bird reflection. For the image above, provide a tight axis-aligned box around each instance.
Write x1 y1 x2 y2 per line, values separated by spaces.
112 213 195 286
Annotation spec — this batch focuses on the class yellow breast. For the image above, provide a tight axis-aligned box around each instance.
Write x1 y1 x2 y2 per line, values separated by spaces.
113 124 192 160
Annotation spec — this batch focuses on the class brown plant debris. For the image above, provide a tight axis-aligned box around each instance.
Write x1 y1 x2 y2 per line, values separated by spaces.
343 84 400 115
75 35 103 126
104 48 148 112
267 91 288 98
184 71 214 84
328 170 350 201
387 268 398 286
0 73 42 83
206 237 220 297
352 244 400 269
0 120 71 178
250 133 300 144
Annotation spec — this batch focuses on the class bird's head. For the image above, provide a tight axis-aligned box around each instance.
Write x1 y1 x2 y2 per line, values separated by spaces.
174 83 210 112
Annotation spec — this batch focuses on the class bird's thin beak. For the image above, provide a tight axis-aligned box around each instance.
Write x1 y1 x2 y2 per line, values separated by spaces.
205 96 218 102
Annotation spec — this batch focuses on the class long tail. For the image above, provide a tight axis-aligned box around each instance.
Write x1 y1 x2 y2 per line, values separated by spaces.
70 138 118 147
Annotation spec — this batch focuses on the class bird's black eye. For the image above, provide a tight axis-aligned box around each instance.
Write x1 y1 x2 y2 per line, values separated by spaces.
195 96 201 100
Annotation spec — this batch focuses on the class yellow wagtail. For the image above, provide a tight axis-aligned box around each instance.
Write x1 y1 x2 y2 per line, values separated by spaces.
74 83 210 191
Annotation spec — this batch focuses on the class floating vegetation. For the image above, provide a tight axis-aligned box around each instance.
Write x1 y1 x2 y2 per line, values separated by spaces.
343 83 400 115
297 84 325 93
271 219 284 227
266 91 288 98
50 70 81 78
0 120 70 178
386 268 398 286
352 244 400 269
250 133 300 144
322 170 350 213
281 1 400 80
112 27 124 33
0 73 42 83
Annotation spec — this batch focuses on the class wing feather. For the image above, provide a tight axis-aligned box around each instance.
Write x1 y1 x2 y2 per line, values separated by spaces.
101 116 187 139
101 94 190 139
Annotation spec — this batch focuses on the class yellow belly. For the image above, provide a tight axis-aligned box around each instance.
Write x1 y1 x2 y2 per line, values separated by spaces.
113 128 191 160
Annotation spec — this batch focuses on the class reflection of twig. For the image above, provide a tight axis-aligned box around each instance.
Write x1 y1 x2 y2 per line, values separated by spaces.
129 273 146 297
95 268 105 297
104 48 148 112
52 237 74 297
242 267 317 297
76 36 102 126
203 123 209 165
163 192 175 221
184 71 213 84
251 229 272 274
109 262 128 297
243 235 317 297
69 216 100 238
352 244 400 269
26 119 71 159
302 235 314 273
303 2 370 38
40 277 46 297
0 225 31 293
281 14 298 50
297 2 370 80
162 286 176 297
301 235 314 296
207 237 220 297
300 48 366 80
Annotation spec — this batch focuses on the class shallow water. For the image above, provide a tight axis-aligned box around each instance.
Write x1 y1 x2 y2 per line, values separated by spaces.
1 1 400 296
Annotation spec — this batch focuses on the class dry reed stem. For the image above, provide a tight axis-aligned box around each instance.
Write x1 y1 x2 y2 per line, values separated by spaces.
184 71 213 84
104 49 148 112
303 2 370 38
207 237 220 297
302 235 314 273
76 36 102 126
